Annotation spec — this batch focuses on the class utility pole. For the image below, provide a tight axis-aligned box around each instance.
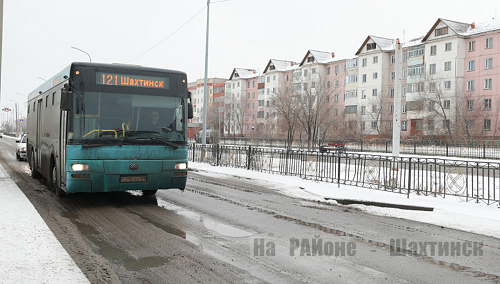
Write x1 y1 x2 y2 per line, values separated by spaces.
201 0 210 145
392 39 403 157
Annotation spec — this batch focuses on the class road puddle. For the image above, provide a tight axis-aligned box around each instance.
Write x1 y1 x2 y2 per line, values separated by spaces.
156 198 254 238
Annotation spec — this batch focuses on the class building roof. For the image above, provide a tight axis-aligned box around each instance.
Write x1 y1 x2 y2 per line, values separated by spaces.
355 35 395 55
422 18 471 41
299 50 336 66
263 59 300 73
463 19 500 36
229 68 259 80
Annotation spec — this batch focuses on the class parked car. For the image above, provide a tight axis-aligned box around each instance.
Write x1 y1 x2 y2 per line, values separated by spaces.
319 140 346 153
16 134 27 161
195 129 220 144
0 132 3 138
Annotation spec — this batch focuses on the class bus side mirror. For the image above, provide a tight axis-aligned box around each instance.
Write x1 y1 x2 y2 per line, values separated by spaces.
188 92 194 119
61 90 72 111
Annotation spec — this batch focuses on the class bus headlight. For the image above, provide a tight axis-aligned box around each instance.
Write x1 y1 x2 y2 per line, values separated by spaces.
71 164 89 171
175 163 187 170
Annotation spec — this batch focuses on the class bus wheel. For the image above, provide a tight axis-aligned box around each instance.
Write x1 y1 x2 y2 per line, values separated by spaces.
142 190 158 196
29 151 41 179
51 161 66 197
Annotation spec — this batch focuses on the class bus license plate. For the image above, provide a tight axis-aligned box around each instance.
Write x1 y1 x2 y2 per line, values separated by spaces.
120 175 147 183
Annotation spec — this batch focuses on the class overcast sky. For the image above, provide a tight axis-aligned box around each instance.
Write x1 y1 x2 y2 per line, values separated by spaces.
1 0 499 116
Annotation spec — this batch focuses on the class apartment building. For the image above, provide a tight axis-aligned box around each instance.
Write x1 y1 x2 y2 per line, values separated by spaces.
261 59 299 135
463 21 500 137
225 68 259 136
190 17 500 141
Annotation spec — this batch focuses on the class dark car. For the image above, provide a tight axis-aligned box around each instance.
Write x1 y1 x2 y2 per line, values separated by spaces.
319 140 346 153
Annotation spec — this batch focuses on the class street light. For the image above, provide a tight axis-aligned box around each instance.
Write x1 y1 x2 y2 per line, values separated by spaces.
71 46 92 62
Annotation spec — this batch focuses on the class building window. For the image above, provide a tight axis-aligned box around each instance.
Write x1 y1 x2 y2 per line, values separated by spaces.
445 42 452 51
485 58 493 69
443 100 450 109
444 119 450 129
361 105 366 114
484 98 492 110
428 120 434 130
334 80 339 88
373 72 378 79
486 37 493 49
361 90 366 99
468 40 475 52
485 78 493 90
466 119 474 130
335 65 339 73
430 82 436 93
402 120 407 131
286 74 289 81
390 88 394 97
366 42 376 50
303 70 308 77
391 72 395 80
326 66 331 75
372 89 378 96
327 81 330 88
484 119 492 130
435 27 448 36
444 61 451 71
371 121 378 129
430 45 437 55
468 60 475 71
429 64 436 74
373 56 378 64
362 58 367 67
467 80 475 91
390 105 394 114
402 104 406 113
372 105 378 113
334 94 338 102
444 81 451 89
467 100 474 111
362 74 367 83
391 55 395 64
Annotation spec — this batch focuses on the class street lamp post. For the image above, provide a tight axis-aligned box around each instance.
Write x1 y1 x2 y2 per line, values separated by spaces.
71 46 91 62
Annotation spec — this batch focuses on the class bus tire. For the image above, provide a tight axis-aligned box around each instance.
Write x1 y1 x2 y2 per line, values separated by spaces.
30 151 42 179
51 160 66 197
142 190 158 196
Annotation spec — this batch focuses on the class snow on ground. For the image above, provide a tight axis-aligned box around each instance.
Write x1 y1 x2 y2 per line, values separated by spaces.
190 161 500 239
0 141 89 283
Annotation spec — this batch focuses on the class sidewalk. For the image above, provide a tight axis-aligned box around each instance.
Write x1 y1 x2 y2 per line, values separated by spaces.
0 162 89 283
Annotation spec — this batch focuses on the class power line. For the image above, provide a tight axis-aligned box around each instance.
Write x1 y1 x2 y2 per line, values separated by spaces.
126 5 207 63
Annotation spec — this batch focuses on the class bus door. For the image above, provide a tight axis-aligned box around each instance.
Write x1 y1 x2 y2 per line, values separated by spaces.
35 99 43 170
59 110 69 190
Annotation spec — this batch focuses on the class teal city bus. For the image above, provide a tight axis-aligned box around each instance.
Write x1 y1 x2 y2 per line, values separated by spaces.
26 62 193 196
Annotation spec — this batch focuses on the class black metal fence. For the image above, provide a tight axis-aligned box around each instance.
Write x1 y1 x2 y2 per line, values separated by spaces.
189 144 500 205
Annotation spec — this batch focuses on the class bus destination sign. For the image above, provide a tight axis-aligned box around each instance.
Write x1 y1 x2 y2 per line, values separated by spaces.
96 72 169 89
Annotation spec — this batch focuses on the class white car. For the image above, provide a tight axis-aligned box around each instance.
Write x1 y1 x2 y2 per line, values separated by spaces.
16 134 27 161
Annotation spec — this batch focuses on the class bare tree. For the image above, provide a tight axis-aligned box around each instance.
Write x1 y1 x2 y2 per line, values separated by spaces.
292 73 336 150
270 79 299 150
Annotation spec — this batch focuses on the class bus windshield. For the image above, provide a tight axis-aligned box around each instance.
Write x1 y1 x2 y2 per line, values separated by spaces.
68 91 186 145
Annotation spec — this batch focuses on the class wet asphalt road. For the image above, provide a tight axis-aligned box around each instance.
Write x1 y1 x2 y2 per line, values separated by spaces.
1 137 500 283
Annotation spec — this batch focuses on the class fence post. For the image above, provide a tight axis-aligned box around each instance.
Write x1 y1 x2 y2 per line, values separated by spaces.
407 157 411 199
247 145 252 170
216 144 220 166
446 143 449 157
337 153 341 188
483 143 486 159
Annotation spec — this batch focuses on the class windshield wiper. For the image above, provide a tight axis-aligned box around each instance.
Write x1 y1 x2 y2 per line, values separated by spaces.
151 137 179 149
120 137 179 149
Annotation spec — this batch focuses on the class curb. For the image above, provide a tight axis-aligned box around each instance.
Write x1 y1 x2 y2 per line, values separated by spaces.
324 198 434 211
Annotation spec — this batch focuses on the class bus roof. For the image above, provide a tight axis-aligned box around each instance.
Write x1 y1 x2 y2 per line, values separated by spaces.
28 62 187 101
